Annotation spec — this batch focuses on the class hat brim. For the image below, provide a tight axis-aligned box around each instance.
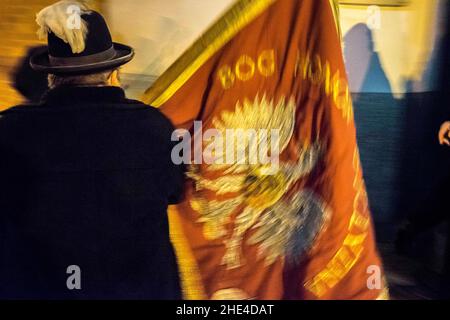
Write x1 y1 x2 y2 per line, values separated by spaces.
30 43 134 75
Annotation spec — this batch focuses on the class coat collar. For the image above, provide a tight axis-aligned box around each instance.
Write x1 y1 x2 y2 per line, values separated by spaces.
42 86 127 106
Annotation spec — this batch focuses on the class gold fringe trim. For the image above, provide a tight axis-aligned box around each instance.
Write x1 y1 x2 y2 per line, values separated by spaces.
376 285 390 300
168 206 207 300
329 0 342 39
304 149 370 298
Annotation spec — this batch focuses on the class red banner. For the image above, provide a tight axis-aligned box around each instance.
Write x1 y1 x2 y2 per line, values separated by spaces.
143 0 387 300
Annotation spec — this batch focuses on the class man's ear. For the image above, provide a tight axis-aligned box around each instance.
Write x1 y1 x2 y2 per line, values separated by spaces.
109 69 121 87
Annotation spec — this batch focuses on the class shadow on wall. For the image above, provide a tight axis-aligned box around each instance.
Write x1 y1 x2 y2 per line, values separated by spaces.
344 23 403 236
344 18 448 248
10 46 49 104
344 23 392 93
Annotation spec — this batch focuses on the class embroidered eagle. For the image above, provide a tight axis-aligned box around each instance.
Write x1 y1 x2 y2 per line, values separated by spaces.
187 94 328 269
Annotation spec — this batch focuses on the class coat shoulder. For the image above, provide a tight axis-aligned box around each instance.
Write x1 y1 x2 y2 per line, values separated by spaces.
0 103 39 115
0 103 39 126
125 99 177 131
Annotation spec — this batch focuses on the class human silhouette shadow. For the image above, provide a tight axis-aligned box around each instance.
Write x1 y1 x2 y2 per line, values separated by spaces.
10 45 49 103
344 23 402 239
344 23 392 95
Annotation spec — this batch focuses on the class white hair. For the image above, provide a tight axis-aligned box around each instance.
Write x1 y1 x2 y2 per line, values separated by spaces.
48 69 117 89
36 0 90 54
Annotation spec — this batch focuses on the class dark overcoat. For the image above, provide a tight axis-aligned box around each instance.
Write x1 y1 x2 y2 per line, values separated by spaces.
0 86 184 299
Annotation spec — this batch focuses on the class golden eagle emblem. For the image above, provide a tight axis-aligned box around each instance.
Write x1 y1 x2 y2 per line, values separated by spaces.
188 94 328 269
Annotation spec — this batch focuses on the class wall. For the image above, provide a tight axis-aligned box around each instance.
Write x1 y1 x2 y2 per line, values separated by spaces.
340 0 443 94
341 0 448 230
104 0 235 77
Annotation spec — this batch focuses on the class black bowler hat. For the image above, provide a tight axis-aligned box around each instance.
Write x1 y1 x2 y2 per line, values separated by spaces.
30 10 134 75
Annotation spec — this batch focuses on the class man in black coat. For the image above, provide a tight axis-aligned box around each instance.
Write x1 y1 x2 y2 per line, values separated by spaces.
0 2 183 299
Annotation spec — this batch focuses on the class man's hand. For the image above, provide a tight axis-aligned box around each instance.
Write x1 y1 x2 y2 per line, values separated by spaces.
438 121 450 146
